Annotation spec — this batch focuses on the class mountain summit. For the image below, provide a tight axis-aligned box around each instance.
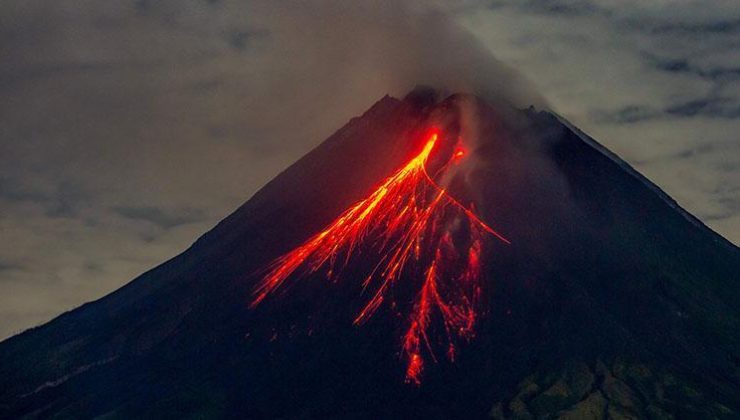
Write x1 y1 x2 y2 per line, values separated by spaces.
1 90 739 419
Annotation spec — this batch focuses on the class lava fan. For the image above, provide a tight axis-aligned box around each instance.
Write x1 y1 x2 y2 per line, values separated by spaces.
250 129 510 384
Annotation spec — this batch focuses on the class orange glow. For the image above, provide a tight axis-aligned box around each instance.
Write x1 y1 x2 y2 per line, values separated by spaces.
250 130 509 384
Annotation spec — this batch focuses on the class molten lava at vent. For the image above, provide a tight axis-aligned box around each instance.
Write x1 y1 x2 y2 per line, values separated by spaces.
251 130 509 384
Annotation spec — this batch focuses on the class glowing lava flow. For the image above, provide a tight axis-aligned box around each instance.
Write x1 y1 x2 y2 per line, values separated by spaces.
250 130 509 384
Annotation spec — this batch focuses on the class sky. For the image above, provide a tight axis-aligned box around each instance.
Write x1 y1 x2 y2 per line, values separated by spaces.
0 0 738 339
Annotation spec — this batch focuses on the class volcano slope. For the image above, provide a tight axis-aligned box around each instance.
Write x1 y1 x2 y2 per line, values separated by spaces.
1 89 738 419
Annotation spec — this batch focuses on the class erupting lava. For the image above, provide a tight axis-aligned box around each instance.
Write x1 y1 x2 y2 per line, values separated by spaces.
250 129 509 384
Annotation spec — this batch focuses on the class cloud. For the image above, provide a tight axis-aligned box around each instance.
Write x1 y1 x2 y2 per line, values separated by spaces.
0 0 547 339
647 18 740 35
590 106 662 124
644 53 740 83
0 259 25 273
113 205 208 230
458 0 740 231
0 0 738 339
225 28 269 51
665 97 740 118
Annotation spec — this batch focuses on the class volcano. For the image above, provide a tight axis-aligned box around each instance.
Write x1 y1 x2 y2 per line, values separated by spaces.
1 89 739 419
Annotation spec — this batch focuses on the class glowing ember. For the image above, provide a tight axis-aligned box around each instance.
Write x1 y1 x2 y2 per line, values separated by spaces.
250 130 509 384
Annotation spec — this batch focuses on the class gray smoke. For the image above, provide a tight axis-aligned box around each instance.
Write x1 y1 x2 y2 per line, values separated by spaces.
246 0 548 117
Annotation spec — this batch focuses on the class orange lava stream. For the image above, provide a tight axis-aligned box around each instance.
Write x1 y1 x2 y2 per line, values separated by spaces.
250 130 508 384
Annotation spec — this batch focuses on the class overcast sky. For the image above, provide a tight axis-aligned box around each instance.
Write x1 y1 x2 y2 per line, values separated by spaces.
1 0 738 339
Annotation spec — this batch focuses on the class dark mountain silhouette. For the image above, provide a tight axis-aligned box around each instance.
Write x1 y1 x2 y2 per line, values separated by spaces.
1 89 738 419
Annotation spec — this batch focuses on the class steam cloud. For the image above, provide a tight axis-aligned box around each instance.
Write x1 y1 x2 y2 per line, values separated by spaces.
247 0 548 135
